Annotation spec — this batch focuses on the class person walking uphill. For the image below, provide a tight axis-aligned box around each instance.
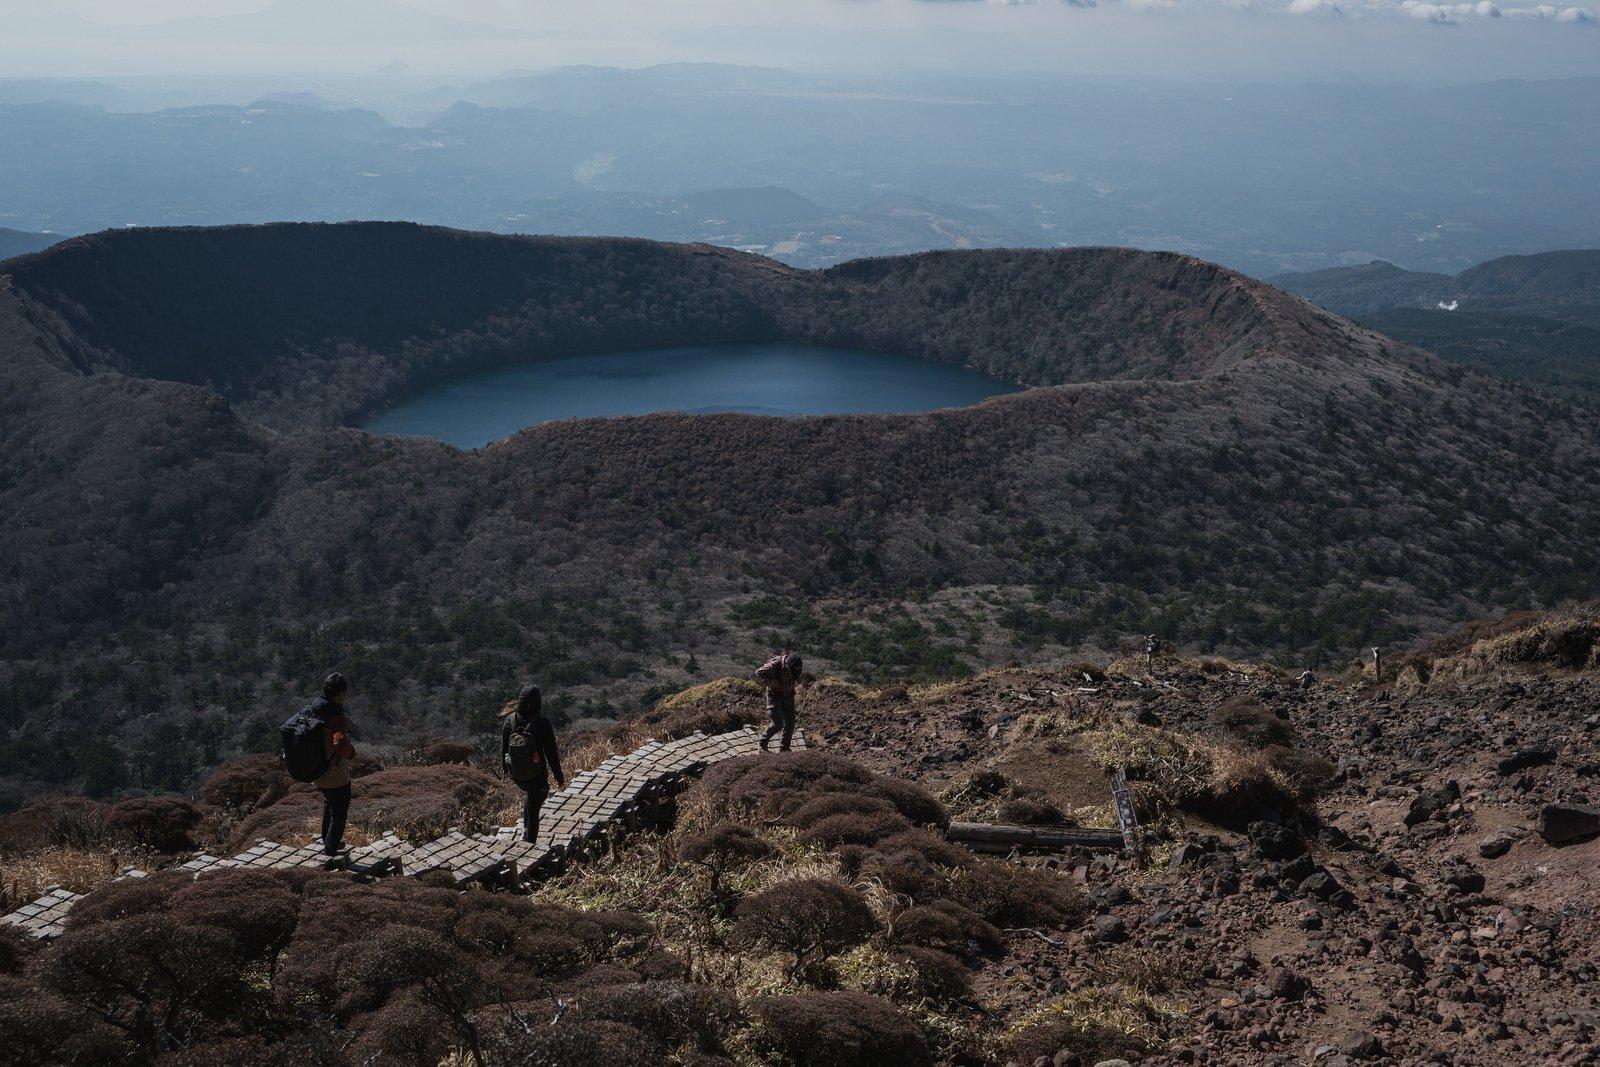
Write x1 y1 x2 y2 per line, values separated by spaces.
756 649 804 752
502 685 565 844
280 672 358 857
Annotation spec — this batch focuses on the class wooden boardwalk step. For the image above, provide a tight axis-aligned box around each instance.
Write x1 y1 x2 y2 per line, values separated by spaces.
1 724 807 936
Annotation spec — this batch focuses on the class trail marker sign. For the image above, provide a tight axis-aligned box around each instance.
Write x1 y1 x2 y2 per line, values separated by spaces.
1110 769 1139 850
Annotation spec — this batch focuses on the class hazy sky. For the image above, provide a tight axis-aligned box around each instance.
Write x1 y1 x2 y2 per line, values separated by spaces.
0 0 1595 82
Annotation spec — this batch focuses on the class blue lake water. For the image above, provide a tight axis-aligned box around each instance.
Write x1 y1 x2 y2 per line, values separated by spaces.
362 343 1023 448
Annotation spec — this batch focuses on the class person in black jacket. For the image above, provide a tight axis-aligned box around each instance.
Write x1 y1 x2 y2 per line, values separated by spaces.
501 684 565 844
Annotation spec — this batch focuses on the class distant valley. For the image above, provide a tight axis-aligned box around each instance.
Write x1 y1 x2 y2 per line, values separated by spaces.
2 66 1598 275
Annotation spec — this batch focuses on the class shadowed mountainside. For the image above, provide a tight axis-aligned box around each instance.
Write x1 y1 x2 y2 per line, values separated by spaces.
4 222 1600 797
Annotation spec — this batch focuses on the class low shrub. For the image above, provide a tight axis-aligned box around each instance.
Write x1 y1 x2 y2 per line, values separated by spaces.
872 779 948 828
1216 696 1293 748
893 946 973 1003
0 925 36 974
679 822 777 903
733 878 878 974
198 755 289 812
345 994 453 1066
105 796 202 853
65 868 193 928
891 900 1004 958
0 798 113 854
693 753 877 823
577 981 741 1054
692 753 946 832
751 991 932 1067
801 810 914 848
0 976 130 1067
874 828 970 870
415 739 475 766
996 796 1065 826
783 792 900 830
868 850 951 900
35 913 249 1056
166 869 304 963
1006 989 1172 1065
950 859 1083 928
152 1034 334 1067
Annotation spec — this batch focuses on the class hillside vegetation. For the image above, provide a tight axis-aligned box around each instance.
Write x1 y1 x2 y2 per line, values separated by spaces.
4 224 1600 799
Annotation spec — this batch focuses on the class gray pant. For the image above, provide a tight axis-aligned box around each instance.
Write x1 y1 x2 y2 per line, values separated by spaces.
763 690 796 750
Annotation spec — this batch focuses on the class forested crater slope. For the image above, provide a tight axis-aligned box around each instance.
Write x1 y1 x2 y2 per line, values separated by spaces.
2 222 1598 795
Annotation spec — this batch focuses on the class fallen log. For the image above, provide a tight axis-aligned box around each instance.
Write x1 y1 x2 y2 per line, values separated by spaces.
945 821 1125 852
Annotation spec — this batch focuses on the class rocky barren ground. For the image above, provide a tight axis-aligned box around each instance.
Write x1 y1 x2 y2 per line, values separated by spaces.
763 621 1600 1065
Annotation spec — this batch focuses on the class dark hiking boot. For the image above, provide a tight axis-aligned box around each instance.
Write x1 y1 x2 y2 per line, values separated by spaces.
759 736 771 751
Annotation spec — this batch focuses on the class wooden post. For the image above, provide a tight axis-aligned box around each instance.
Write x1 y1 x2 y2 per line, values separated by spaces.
1110 769 1140 854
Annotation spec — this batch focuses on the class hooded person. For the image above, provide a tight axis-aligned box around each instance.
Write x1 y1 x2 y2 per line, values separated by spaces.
501 684 565 844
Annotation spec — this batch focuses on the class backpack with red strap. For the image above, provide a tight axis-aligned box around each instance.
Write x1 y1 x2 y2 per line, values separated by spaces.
506 719 544 785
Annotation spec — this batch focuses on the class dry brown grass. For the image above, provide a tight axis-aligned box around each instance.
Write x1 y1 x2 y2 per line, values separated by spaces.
1403 605 1600 685
0 845 151 907
1465 614 1600 671
907 665 1057 705
657 677 762 712
1006 985 1188 1063
1087 945 1202 997
1024 700 1324 825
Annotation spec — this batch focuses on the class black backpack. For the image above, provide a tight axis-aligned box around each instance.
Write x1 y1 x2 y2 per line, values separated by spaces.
506 720 543 785
281 704 332 783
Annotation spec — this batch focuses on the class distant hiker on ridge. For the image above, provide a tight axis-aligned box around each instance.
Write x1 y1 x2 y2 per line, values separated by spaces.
501 685 565 844
280 672 358 857
1299 669 1316 691
755 649 804 751
1145 634 1159 670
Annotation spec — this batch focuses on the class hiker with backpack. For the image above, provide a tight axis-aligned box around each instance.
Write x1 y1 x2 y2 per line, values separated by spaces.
755 649 804 752
281 672 358 856
501 684 565 844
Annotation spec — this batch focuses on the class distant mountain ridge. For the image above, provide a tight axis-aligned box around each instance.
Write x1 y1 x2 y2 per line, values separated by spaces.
1275 249 1600 318
0 228 61 262
1275 250 1600 398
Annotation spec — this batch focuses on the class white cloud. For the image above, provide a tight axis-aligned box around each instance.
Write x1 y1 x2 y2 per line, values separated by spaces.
900 0 1599 20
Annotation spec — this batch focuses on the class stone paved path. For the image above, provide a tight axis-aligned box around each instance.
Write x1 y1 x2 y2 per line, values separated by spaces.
2 726 802 939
